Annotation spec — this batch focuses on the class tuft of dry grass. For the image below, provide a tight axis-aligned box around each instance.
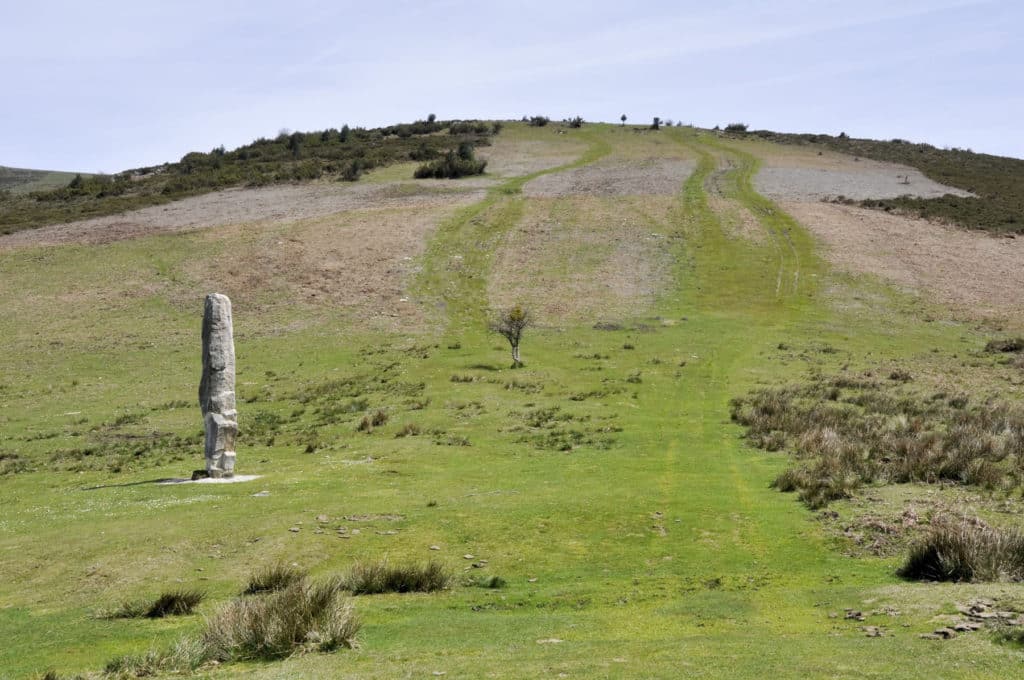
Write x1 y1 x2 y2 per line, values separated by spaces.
357 409 389 433
340 558 451 595
202 578 360 661
731 374 1024 507
898 518 1024 582
243 563 307 595
395 423 422 438
101 589 205 619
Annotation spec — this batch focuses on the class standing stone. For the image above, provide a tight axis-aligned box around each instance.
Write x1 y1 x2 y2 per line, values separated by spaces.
199 293 237 478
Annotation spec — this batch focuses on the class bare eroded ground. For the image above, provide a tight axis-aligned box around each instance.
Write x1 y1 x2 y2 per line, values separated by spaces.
489 195 676 325
756 166 972 202
784 201 1024 320
729 137 973 202
524 158 695 198
180 200 482 331
0 180 486 250
477 132 587 178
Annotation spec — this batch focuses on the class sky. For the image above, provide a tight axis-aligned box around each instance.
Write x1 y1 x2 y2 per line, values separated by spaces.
2 0 1022 172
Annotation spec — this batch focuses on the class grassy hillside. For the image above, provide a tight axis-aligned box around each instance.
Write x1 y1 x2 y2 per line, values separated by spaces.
739 129 1024 234
0 165 84 194
1 124 1023 678
0 119 496 235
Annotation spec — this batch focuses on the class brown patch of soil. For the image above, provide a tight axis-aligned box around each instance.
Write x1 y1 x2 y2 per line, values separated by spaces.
785 201 1024 321
180 199 481 332
0 181 486 251
524 158 694 198
489 195 675 325
478 135 586 178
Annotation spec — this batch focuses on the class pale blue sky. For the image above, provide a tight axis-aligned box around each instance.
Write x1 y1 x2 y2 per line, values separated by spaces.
2 0 1021 172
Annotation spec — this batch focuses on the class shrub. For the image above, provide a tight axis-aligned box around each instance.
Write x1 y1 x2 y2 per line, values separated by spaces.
898 519 1024 582
725 123 749 133
414 149 487 179
341 558 450 595
243 563 307 595
566 116 584 128
202 579 360 660
732 373 1024 506
527 115 550 127
341 159 363 182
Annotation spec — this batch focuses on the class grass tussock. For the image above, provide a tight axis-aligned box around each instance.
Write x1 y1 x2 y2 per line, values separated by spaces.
341 558 451 595
731 373 1024 507
898 518 1024 582
395 423 422 438
202 578 360 660
102 589 205 619
243 563 307 595
100 577 359 676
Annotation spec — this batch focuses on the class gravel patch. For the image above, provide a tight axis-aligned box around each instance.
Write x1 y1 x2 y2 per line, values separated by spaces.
524 158 695 198
756 166 973 202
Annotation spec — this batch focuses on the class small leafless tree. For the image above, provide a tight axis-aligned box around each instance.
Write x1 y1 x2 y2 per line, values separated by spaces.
490 305 531 368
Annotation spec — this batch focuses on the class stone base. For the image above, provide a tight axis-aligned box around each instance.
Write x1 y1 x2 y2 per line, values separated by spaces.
158 474 261 486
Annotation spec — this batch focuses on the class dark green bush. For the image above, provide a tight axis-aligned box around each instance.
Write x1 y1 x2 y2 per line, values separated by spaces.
414 149 486 179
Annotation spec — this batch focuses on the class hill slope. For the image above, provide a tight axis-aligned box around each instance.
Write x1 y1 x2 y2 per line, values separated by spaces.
0 165 83 194
1 123 1023 678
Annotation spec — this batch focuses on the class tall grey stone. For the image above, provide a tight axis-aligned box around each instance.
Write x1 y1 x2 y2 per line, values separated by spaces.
199 293 237 478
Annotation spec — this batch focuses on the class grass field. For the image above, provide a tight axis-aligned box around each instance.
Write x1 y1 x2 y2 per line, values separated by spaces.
1 124 1022 678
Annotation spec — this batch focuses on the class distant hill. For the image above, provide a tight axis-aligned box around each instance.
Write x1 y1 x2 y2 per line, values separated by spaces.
0 165 84 194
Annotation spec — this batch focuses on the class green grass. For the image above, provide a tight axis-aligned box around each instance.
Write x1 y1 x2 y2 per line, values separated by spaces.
0 123 1021 678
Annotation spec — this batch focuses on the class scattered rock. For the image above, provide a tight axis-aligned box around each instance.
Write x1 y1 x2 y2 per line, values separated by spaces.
251 490 270 497
288 527 300 533
429 545 441 551
463 554 475 560
844 610 866 622
536 638 563 644
316 514 329 523
861 626 884 637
